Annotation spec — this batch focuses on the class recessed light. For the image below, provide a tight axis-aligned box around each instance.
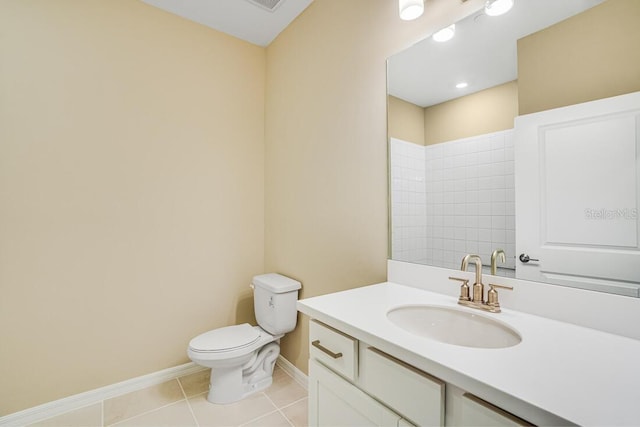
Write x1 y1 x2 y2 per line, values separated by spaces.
485 0 514 17
456 82 468 89
432 24 456 42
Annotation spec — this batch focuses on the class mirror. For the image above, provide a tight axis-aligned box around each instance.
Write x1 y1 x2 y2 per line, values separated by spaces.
387 0 640 296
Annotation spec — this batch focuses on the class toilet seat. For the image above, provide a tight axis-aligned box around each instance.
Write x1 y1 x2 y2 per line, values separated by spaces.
189 323 260 353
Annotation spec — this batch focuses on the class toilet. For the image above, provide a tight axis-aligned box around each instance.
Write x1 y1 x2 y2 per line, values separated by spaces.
187 273 301 404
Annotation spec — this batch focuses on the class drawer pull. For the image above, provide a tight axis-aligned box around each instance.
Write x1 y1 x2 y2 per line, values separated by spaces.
312 340 343 359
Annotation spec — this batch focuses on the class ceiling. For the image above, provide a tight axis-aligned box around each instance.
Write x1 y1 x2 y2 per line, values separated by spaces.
140 0 314 47
388 0 604 108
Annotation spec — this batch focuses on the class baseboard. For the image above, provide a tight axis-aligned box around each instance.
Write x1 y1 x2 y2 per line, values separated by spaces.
1 357 307 426
0 362 205 427
276 355 308 390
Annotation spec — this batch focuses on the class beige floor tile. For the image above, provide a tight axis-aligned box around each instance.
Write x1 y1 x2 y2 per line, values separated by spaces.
111 400 196 427
189 391 277 427
280 398 308 427
28 403 103 427
241 410 292 427
104 380 184 426
179 369 210 397
264 369 307 408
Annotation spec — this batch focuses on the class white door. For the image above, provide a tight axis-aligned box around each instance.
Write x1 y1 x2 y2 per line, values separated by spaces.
515 91 640 296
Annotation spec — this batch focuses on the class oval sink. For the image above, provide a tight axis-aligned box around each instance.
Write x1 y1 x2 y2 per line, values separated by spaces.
387 305 521 349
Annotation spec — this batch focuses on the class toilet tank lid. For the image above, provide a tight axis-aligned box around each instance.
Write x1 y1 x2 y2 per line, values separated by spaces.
252 273 301 293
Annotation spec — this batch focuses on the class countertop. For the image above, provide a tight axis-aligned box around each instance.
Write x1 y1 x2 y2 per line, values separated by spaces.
297 282 640 426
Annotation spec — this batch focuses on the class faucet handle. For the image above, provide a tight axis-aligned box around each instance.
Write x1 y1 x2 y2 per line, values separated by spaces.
449 276 471 301
487 283 513 312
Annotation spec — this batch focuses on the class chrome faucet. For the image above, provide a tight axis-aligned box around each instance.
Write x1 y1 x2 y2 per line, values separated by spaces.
450 253 513 313
490 249 506 275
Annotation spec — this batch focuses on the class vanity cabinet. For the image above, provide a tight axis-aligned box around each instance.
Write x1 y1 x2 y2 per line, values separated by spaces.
309 319 442 426
308 319 534 427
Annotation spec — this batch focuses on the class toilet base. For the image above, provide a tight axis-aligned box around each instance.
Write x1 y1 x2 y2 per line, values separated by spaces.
207 342 280 404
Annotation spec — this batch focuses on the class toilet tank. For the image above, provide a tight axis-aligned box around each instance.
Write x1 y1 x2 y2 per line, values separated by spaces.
252 273 302 335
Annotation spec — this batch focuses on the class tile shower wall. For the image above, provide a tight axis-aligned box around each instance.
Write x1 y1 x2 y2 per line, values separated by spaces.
390 138 427 263
391 130 516 272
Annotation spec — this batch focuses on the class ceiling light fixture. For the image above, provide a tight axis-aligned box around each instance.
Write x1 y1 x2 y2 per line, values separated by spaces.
484 0 514 17
432 24 456 42
456 82 468 89
399 0 424 21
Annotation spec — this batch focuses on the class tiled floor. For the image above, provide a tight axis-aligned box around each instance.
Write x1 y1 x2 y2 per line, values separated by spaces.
29 365 308 427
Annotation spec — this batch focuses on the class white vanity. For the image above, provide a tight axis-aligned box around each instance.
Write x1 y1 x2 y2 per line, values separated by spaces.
297 261 640 426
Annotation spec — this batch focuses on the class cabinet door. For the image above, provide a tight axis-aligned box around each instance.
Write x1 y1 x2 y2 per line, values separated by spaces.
309 359 402 427
460 393 534 427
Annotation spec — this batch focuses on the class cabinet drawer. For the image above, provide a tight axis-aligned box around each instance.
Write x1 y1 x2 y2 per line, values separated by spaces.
461 393 535 426
360 347 444 427
309 320 358 381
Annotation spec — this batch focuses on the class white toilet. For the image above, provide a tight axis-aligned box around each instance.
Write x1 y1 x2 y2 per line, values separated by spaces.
187 273 301 404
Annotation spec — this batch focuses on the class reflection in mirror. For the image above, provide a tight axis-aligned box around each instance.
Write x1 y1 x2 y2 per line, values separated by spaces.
387 0 640 295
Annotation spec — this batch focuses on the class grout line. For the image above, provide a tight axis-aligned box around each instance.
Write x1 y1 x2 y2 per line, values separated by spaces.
238 409 280 427
277 408 295 427
108 399 186 427
278 396 307 427
107 381 187 427
261 391 277 409
259 391 295 427
237 392 279 427
177 376 200 427
278 396 307 411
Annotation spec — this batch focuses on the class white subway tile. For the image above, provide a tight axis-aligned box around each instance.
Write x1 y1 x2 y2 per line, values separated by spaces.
492 215 506 229
479 228 492 242
478 216 491 229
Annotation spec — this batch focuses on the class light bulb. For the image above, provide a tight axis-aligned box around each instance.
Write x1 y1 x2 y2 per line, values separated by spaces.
432 24 456 43
485 0 514 17
399 0 424 21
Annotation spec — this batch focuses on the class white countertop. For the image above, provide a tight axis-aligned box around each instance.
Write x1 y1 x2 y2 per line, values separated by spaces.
297 282 640 426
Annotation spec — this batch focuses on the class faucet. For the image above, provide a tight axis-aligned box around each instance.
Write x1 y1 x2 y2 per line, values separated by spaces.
461 254 484 303
490 249 506 275
450 253 513 313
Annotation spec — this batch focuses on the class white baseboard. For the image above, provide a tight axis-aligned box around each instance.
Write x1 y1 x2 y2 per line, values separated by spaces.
1 357 308 426
276 355 308 390
0 362 205 427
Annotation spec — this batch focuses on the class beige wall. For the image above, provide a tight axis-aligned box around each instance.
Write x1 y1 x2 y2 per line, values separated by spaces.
264 0 485 373
424 81 518 145
388 95 425 145
518 0 640 115
0 0 265 415
389 82 517 147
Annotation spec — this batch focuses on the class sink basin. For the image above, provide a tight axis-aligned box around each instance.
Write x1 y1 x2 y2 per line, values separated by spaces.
387 305 521 349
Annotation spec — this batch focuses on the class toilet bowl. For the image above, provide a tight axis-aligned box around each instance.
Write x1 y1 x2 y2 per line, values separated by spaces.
188 324 283 403
187 273 301 404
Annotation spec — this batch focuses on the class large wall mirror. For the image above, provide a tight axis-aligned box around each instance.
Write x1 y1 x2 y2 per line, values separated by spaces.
387 0 640 297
